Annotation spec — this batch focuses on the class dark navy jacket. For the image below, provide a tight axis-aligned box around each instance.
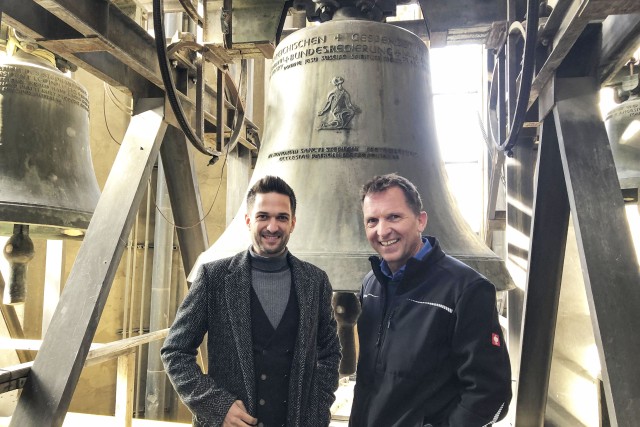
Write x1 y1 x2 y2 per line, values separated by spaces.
350 237 512 427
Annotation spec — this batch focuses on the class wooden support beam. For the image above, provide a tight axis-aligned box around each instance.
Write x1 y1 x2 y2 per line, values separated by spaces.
3 0 260 148
552 76 640 426
600 13 640 86
0 275 30 363
159 126 210 275
417 0 506 34
0 363 31 394
0 329 169 396
115 353 135 427
514 110 570 427
85 329 169 367
530 0 640 110
10 102 168 427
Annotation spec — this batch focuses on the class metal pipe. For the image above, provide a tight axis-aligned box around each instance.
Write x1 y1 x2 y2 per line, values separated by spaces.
135 180 153 417
122 227 134 340
129 214 139 339
145 158 174 420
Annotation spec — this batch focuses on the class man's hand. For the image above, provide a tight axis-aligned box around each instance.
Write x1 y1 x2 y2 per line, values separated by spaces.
223 400 257 426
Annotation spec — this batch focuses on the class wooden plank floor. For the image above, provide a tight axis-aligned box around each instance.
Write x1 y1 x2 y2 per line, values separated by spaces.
0 378 512 426
0 413 190 426
330 377 354 424
0 411 348 426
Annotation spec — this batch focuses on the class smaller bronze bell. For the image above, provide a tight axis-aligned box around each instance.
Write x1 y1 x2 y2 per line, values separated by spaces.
604 93 640 194
0 45 101 303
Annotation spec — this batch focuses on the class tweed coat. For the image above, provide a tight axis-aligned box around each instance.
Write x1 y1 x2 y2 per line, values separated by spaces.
161 250 341 427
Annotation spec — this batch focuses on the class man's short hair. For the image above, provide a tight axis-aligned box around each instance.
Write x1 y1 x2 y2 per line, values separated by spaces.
361 173 423 215
246 175 297 215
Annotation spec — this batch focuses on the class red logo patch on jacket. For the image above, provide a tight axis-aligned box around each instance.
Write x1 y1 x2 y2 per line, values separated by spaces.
492 333 501 347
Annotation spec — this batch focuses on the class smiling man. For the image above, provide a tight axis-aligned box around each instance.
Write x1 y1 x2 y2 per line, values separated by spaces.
350 173 512 427
162 175 341 427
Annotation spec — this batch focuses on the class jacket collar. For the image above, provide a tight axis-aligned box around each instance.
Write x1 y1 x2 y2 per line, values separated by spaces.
369 236 446 293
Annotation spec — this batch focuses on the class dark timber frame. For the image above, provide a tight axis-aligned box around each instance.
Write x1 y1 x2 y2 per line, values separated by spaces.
512 26 640 426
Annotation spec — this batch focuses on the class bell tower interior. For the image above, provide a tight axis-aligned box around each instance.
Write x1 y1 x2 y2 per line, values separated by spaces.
0 1 639 426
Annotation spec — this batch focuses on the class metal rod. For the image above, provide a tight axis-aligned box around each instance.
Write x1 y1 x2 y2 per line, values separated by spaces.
144 158 174 420
122 227 133 340
135 179 153 417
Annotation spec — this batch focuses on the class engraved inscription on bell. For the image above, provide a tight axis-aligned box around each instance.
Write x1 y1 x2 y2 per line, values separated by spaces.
318 76 359 130
0 65 89 112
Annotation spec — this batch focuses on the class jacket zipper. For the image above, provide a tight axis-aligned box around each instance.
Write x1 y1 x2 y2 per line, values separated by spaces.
374 307 396 370
374 278 397 367
379 308 396 348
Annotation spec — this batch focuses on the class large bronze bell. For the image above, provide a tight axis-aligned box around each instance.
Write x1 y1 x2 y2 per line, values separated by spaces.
0 48 101 303
604 94 640 193
191 18 514 292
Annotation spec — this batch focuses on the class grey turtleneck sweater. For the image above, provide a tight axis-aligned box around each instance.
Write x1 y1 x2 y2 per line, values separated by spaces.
249 247 292 328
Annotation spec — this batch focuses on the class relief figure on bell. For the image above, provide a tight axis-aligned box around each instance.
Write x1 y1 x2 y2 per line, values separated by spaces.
318 76 359 130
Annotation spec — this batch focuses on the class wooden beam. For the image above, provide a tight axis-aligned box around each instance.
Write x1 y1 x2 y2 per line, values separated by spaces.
600 13 640 86
0 274 30 363
0 363 31 394
85 329 169 367
553 76 640 425
159 126 210 276
0 329 169 395
529 0 640 110
514 111 570 427
115 353 135 427
418 0 506 34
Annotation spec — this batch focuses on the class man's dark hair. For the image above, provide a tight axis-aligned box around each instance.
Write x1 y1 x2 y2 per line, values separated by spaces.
246 175 297 215
361 173 423 215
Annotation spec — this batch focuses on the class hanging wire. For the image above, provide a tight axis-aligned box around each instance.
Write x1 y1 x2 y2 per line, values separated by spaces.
177 0 204 26
148 60 249 229
150 124 232 230
104 82 133 115
223 60 248 153
477 111 506 187
103 89 123 146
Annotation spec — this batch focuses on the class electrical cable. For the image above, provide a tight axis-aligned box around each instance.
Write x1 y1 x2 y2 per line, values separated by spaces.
477 111 506 188
148 61 253 228
103 88 123 145
152 0 217 158
495 0 540 155
222 60 247 153
151 141 231 230
177 0 204 26
153 0 249 162
104 82 133 115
